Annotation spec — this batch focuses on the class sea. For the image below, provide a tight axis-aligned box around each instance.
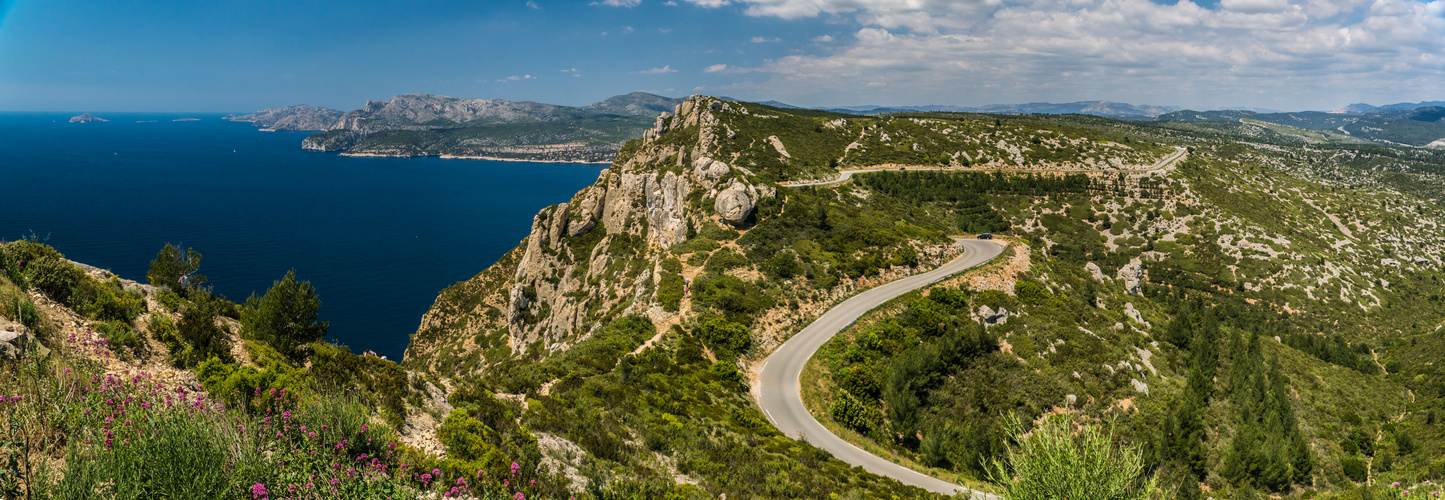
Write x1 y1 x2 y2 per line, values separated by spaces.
0 112 606 359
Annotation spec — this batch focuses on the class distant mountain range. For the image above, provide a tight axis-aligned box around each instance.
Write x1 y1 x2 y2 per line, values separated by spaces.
229 94 1445 159
226 92 687 162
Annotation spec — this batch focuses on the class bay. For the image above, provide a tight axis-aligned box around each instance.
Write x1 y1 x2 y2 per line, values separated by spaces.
0 112 605 359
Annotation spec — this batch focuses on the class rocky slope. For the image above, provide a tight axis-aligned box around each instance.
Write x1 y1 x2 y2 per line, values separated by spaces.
297 92 687 162
225 104 343 131
402 95 1173 377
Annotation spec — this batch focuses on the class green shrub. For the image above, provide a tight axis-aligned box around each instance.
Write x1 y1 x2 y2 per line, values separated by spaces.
242 270 329 361
830 390 879 432
149 313 182 354
156 291 183 313
697 318 751 359
176 298 234 367
658 258 685 312
146 244 206 293
671 237 720 255
94 320 141 356
1014 280 1052 303
704 248 750 274
1342 456 1367 482
687 251 709 266
989 414 1157 500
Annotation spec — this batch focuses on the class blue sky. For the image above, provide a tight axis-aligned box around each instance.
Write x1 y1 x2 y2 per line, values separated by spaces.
1 0 1442 112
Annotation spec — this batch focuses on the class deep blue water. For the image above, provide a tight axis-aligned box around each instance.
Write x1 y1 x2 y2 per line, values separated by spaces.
0 112 605 359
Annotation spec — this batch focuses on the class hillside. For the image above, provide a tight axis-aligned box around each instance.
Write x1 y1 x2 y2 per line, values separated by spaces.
8 94 1445 499
1158 107 1445 148
402 95 1445 499
296 92 687 162
225 104 344 131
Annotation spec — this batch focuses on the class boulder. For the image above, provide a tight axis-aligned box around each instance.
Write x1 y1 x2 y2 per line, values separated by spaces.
978 305 1010 325
714 181 757 226
1085 262 1108 282
692 157 731 181
0 322 28 360
1131 378 1150 395
1123 302 1150 327
1117 257 1145 294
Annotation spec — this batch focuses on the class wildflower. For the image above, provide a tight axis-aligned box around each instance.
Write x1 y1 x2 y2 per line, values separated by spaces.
511 462 520 475
514 493 525 500
457 477 467 486
433 468 441 476
361 424 368 433
420 473 433 485
251 483 268 499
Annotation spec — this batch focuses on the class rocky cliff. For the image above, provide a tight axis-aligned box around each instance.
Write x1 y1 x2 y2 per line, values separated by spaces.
404 96 773 375
295 92 687 160
226 104 343 131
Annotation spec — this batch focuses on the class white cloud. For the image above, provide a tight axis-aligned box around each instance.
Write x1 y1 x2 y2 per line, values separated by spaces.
592 0 641 6
686 0 732 6
561 68 581 77
496 74 536 82
749 36 782 42
624 25 635 32
812 35 835 42
526 0 540 8
635 65 679 74
664 0 679 4
705 63 730 72
712 0 1445 108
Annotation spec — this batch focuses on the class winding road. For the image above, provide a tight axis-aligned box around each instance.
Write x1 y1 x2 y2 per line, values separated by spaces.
758 239 1006 497
782 146 1189 188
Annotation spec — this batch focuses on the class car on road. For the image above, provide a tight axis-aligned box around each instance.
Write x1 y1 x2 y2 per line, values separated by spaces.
978 233 993 239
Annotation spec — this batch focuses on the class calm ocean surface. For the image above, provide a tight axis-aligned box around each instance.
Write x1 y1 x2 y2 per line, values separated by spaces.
0 112 605 359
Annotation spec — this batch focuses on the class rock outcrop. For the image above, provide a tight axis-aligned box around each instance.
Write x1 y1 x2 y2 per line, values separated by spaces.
408 95 777 364
68 113 108 123
226 105 343 131
1117 258 1145 294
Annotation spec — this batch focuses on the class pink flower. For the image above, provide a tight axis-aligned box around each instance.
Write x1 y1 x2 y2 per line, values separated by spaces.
251 483 268 499
420 473 433 485
514 493 525 500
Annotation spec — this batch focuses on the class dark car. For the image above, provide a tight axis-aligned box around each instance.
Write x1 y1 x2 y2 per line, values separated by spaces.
978 233 993 240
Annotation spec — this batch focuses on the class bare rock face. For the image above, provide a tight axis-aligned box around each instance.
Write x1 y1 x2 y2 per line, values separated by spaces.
1117 257 1145 294
567 182 607 237
714 181 758 226
1085 262 1108 282
0 320 31 360
646 172 691 248
547 203 570 249
692 157 731 181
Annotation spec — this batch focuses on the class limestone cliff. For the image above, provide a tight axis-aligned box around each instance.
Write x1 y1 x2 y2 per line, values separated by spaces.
404 96 773 376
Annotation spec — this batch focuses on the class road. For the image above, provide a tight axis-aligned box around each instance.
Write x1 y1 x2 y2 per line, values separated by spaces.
757 239 1006 497
782 146 1188 188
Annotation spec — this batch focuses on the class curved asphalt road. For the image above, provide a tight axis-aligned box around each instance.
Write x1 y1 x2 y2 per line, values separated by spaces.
783 146 1188 188
758 239 1006 497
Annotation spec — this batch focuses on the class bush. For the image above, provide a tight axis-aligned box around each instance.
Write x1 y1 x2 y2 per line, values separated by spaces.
94 320 141 356
1014 280 1053 304
989 414 1157 500
242 270 329 361
657 258 685 312
1342 456 1367 482
697 318 751 359
146 244 206 294
176 298 234 367
704 248 750 275
830 390 879 432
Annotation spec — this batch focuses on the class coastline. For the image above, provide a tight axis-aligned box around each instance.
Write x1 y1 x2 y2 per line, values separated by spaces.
338 151 613 164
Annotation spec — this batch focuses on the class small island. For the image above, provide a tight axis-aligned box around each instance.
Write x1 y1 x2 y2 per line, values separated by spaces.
172 117 200 121
68 113 109 123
